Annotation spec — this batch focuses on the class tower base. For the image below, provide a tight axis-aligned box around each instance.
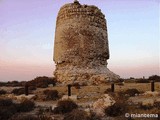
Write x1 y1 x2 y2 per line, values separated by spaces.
54 65 120 85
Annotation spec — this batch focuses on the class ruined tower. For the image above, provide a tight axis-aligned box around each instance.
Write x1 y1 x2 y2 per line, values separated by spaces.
54 1 119 85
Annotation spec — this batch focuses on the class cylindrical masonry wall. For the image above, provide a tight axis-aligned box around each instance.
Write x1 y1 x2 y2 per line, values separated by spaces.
54 1 119 84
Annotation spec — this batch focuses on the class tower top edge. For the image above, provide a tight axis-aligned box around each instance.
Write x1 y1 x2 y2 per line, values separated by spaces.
59 1 101 12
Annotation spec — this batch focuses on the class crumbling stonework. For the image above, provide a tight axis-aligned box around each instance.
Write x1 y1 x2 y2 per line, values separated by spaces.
54 1 119 84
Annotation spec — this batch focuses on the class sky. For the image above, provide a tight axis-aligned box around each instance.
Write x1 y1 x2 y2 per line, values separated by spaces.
0 0 159 81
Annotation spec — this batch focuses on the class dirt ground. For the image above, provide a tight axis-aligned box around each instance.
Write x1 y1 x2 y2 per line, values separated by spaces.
1 82 160 120
2 82 160 103
33 82 160 101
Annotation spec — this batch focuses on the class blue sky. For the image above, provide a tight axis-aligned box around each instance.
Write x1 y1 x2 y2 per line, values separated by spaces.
0 0 159 81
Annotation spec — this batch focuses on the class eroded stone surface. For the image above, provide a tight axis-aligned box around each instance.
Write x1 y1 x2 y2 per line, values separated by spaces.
53 1 119 84
92 94 115 116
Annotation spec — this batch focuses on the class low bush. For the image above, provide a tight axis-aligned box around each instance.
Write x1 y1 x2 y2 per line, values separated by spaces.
0 82 7 87
139 103 153 110
104 91 128 117
148 75 160 82
139 101 160 110
90 112 101 120
0 98 35 120
11 114 53 120
29 86 37 91
119 78 124 82
104 88 112 94
116 82 124 86
36 82 48 88
105 102 127 117
27 76 56 88
10 115 39 120
124 89 140 97
0 108 16 120
72 83 81 89
0 89 7 95
0 81 25 87
11 88 25 95
0 98 17 120
63 109 90 120
38 115 53 120
43 89 59 100
53 100 78 114
124 79 135 83
17 100 35 112
135 79 150 83
0 98 12 106
154 101 160 109
108 91 128 102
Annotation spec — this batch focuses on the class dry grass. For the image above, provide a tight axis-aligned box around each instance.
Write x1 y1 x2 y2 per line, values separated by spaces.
1 82 160 120
28 82 159 103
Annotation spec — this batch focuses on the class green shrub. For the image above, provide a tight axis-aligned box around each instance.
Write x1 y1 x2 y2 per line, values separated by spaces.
63 109 90 120
43 89 59 100
53 100 78 114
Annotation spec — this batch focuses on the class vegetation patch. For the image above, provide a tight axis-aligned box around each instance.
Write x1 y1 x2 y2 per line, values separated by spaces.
11 88 25 95
0 98 17 120
53 100 78 114
105 101 127 117
27 76 56 88
16 99 35 112
43 89 59 100
104 88 112 94
124 88 141 97
63 109 90 120
0 98 35 120
10 115 39 120
0 89 7 95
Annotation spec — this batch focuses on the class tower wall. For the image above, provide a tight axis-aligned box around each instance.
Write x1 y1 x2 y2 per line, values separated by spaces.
54 1 119 85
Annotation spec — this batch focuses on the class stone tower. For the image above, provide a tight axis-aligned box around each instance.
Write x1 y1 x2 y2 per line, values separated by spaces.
54 1 119 85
